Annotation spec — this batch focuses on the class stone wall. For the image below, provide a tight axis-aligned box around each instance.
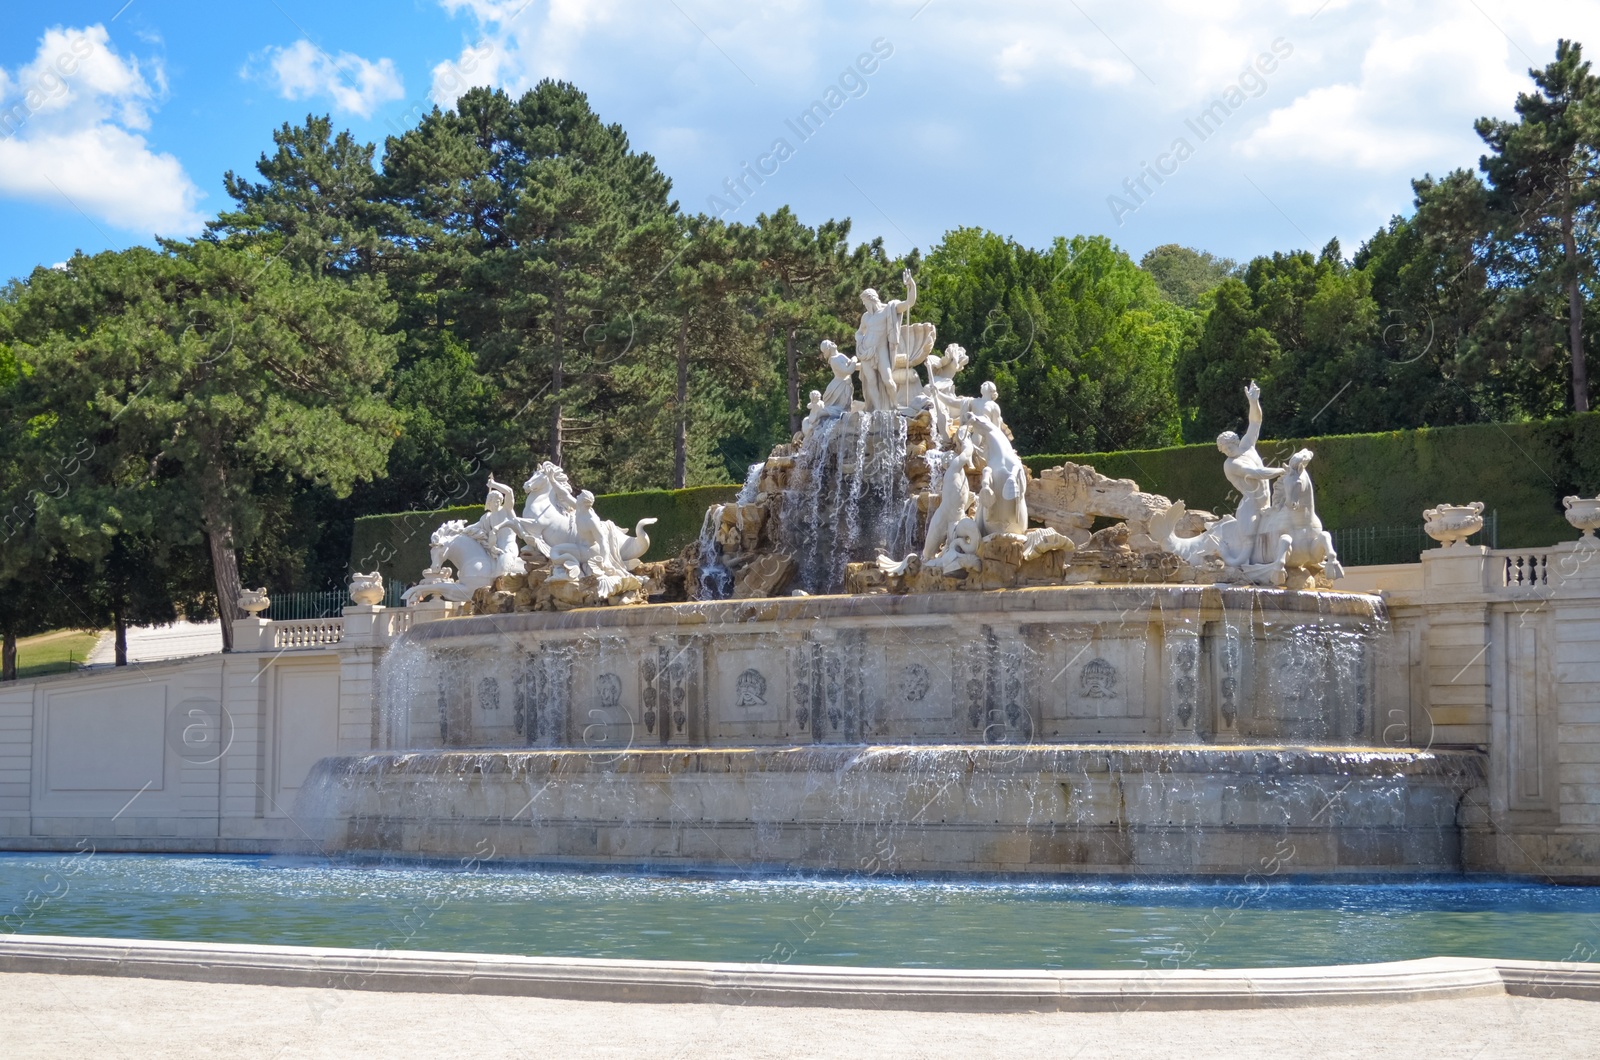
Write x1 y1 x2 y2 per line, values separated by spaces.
383 586 1383 751
2 544 1599 878
0 613 390 854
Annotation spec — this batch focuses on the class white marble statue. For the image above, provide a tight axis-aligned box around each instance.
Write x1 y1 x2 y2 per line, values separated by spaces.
802 389 828 442
921 343 968 441
1257 449 1344 583
819 340 858 414
962 380 1012 440
929 516 983 574
403 477 528 604
463 477 528 575
855 270 936 412
520 463 656 595
1216 381 1286 567
1153 382 1341 585
405 467 659 608
966 410 1029 537
923 428 976 561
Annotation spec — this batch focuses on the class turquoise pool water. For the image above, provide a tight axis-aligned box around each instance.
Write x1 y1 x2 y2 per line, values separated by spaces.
3 853 1599 970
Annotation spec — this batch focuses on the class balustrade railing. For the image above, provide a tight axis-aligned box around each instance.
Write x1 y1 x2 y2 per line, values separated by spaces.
1499 552 1549 588
271 618 346 649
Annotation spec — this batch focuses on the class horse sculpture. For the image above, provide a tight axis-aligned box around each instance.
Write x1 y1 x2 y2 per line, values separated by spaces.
1153 449 1342 586
402 522 498 603
1256 449 1343 585
520 463 657 572
966 412 1027 537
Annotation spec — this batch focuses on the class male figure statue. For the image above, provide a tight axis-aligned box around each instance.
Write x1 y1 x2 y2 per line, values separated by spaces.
855 270 934 412
1216 381 1285 567
461 477 525 574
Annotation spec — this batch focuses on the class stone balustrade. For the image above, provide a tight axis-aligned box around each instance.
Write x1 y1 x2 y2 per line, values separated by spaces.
271 618 346 649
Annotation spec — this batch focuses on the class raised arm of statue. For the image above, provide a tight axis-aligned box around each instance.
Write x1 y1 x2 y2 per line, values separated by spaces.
1241 380 1264 451
893 269 916 315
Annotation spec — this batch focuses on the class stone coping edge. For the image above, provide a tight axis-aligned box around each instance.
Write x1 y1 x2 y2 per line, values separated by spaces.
2 935 1597 1012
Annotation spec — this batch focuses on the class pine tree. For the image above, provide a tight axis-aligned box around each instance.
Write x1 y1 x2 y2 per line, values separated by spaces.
1475 39 1600 412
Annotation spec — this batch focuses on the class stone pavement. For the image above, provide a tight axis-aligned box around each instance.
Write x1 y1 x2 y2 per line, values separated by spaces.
2 971 1597 1060
85 619 223 666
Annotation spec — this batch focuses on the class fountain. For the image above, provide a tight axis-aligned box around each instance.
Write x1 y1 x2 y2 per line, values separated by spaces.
297 273 1483 876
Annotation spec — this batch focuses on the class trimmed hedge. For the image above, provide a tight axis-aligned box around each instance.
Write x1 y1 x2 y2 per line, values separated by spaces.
1026 412 1600 550
349 483 739 589
352 413 1600 586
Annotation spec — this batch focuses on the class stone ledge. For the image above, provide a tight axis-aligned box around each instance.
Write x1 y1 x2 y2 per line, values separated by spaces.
3 935 1593 1012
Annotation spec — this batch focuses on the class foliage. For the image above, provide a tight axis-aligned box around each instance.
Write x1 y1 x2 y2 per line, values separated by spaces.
916 229 1190 454
1139 244 1237 308
2 241 400 648
6 44 1600 638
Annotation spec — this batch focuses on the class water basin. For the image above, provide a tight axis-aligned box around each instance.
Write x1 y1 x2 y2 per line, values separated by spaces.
3 853 1597 971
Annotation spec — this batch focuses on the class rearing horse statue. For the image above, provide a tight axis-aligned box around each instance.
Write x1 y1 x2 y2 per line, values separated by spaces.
520 462 657 573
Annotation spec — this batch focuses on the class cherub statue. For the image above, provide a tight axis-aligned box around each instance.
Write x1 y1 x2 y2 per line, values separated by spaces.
963 380 1012 440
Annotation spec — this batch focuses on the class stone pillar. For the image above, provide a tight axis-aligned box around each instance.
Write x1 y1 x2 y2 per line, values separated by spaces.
1419 546 1493 748
337 606 388 754
231 617 272 653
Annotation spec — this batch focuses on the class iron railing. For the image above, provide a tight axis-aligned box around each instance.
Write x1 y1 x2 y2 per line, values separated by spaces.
1330 509 1497 567
266 582 405 620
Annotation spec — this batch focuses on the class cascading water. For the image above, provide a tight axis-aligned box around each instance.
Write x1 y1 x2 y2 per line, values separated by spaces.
736 460 764 504
694 505 734 600
779 410 911 595
693 462 765 601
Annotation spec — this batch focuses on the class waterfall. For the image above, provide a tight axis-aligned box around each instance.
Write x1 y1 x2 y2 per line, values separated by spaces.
779 410 911 594
736 461 764 504
694 504 734 600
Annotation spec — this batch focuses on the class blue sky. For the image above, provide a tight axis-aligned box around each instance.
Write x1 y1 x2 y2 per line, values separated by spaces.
0 0 1594 284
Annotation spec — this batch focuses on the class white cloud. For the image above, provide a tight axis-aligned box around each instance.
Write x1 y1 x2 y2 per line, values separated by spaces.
0 24 204 236
428 0 823 106
262 39 405 118
1237 2 1600 174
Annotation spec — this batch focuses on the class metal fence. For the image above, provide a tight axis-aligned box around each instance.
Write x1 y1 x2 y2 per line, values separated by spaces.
1330 509 1497 568
266 582 406 620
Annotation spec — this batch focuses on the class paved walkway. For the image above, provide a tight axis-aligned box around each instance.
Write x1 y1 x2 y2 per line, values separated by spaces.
86 620 223 666
2 972 1597 1059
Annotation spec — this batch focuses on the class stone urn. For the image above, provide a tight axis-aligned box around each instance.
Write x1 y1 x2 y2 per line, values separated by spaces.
348 570 385 607
1564 495 1600 543
1423 502 1485 549
237 587 271 616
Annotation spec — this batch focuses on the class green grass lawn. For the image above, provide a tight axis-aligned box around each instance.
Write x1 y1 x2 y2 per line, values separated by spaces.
14 629 103 678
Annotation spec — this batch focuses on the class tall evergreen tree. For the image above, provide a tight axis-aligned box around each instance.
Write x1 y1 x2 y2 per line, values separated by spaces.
211 115 395 278
918 229 1187 454
1475 39 1600 412
379 83 675 483
753 208 856 435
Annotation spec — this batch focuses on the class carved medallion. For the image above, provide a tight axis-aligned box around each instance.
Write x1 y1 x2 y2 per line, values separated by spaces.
898 663 930 702
736 668 767 708
1079 657 1118 698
